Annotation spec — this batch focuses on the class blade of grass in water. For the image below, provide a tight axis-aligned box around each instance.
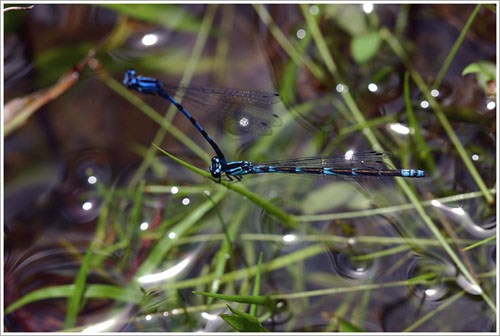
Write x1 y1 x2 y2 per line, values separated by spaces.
99 4 204 32
433 5 482 89
462 234 496 251
351 245 411 262
252 4 324 80
404 72 437 172
64 241 96 329
193 291 273 307
207 205 247 305
403 291 466 332
250 252 264 317
5 284 143 315
221 305 269 332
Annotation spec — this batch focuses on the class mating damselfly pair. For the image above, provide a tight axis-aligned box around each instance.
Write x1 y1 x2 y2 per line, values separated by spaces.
123 69 425 181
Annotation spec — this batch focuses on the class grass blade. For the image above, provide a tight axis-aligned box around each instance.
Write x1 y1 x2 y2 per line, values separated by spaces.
64 241 96 328
250 252 264 317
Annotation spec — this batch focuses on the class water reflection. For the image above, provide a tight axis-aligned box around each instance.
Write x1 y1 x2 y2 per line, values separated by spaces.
141 33 158 46
368 83 378 92
362 3 374 13
406 255 455 302
431 199 496 238
328 250 380 280
138 257 192 284
389 123 410 135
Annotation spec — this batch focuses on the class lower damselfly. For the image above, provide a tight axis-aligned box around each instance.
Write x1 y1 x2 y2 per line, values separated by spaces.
210 151 425 181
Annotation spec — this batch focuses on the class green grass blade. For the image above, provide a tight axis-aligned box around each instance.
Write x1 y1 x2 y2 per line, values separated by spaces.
220 313 269 332
252 4 325 80
193 291 273 307
250 252 263 317
403 291 466 331
127 180 145 238
226 305 261 324
352 245 411 262
64 241 96 328
433 5 482 89
336 316 365 332
207 205 246 304
404 71 436 171
100 4 204 32
5 284 143 315
463 234 496 251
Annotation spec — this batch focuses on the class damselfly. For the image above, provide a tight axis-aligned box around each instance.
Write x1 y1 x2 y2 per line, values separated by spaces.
210 151 425 181
123 69 281 169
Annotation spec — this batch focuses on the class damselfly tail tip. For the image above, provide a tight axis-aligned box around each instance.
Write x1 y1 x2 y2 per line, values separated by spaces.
401 169 426 177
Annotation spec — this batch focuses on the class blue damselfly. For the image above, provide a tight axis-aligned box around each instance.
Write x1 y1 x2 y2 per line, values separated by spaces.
210 151 425 181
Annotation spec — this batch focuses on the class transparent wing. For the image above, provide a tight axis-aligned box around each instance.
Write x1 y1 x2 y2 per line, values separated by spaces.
163 85 282 136
256 151 394 170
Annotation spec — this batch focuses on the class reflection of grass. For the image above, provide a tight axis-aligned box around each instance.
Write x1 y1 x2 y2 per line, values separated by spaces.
5 3 496 332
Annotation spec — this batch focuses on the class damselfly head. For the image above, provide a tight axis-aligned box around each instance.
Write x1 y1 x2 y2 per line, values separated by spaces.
210 157 222 178
123 69 137 88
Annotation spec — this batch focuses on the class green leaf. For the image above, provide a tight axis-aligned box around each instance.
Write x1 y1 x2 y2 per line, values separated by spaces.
351 31 382 64
462 61 496 80
302 182 369 215
135 50 215 76
220 314 269 332
326 4 367 35
336 316 365 332
99 4 203 32
226 305 260 324
462 61 496 95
